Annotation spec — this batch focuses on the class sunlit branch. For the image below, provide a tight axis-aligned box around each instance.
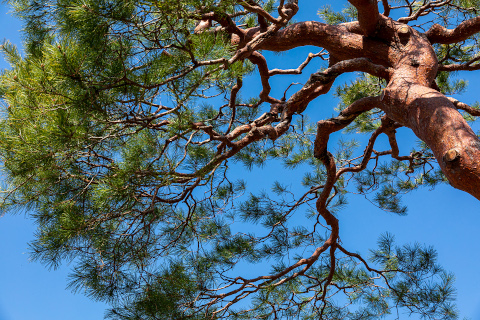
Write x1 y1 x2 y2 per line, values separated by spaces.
247 51 281 103
285 58 390 115
438 62 480 71
225 78 243 134
200 11 246 37
425 16 480 44
238 0 282 25
241 22 391 66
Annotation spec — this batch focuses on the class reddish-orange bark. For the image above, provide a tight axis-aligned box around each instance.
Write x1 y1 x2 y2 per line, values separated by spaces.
232 7 480 199
201 1 480 199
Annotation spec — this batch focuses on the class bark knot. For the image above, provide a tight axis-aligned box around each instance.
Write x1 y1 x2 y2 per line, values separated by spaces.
444 148 459 162
398 25 410 36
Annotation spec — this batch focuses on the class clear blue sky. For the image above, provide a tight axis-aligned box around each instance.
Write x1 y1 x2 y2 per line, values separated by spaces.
0 2 479 320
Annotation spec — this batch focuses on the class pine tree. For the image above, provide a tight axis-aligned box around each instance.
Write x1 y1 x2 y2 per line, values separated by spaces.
1 0 479 319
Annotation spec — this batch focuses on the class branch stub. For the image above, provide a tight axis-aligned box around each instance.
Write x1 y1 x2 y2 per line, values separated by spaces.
444 149 459 162
398 25 410 36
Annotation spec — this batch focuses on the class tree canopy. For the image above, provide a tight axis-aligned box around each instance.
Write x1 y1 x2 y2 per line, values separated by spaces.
1 0 480 319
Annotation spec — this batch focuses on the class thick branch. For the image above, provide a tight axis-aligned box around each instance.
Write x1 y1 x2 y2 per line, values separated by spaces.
287 58 389 115
438 62 480 71
347 0 380 36
382 82 480 200
175 57 388 179
239 22 391 66
425 16 480 44
382 0 391 17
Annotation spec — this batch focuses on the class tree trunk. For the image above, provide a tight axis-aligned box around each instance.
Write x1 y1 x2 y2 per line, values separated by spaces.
383 81 480 200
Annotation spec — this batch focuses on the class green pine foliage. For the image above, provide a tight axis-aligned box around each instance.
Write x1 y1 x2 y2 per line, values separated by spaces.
335 74 385 134
318 4 357 25
0 0 478 319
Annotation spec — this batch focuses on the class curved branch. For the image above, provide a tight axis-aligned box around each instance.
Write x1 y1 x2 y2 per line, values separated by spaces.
347 0 380 36
173 58 388 180
238 0 281 25
240 22 391 66
247 51 281 104
397 1 450 23
314 152 340 310
285 58 390 114
425 16 480 44
314 96 384 158
225 78 243 134
382 118 423 173
336 116 394 177
201 11 246 38
269 51 326 76
205 151 340 316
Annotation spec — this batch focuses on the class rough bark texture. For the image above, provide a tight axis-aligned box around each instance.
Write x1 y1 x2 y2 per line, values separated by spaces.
5 2 480 317
233 4 480 200
181 2 480 313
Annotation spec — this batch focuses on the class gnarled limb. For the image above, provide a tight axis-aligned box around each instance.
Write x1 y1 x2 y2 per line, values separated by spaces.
426 16 480 44
238 0 282 25
247 51 281 104
285 58 390 114
347 0 380 36
438 62 480 71
241 22 391 66
179 57 389 178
